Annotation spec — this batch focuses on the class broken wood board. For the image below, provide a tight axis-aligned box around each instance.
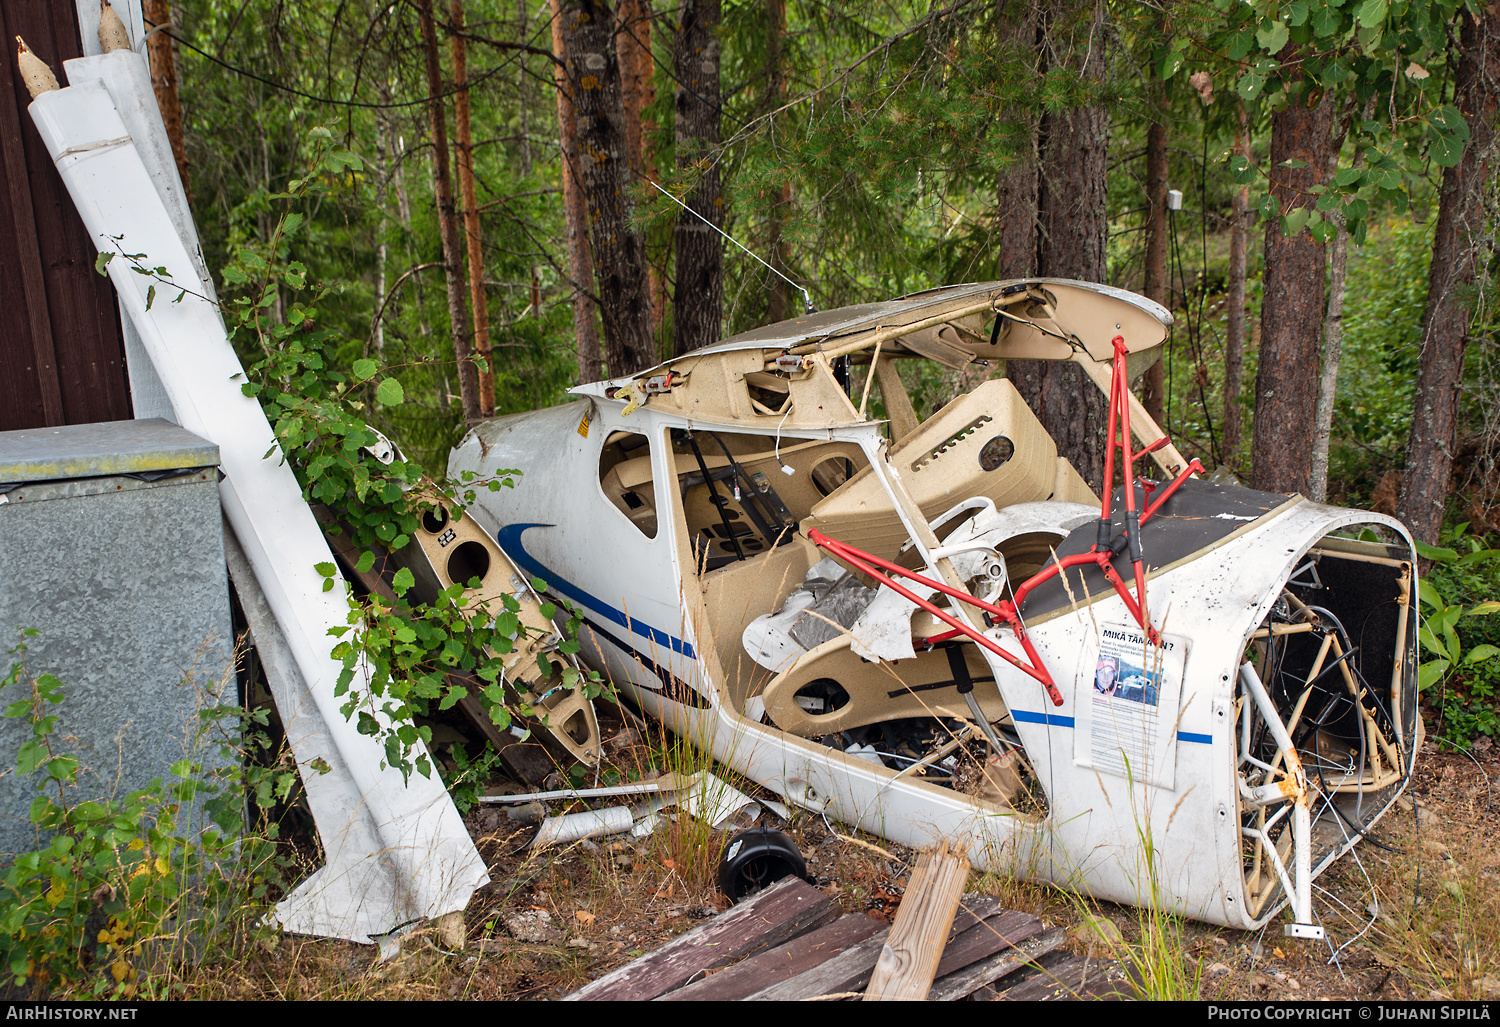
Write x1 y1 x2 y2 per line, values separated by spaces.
660 913 886 1001
928 926 1066 1002
933 909 1044 979
744 930 890 1000
565 876 836 1001
989 952 1131 1001
576 886 1066 1002
864 838 970 1000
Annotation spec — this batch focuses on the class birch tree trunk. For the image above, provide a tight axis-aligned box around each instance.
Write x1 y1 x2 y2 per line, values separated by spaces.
1309 219 1348 503
373 110 389 360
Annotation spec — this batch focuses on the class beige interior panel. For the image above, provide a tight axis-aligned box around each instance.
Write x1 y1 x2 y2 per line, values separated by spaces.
898 323 977 369
1052 457 1100 507
761 637 1008 737
987 283 1169 362
801 378 1059 559
874 357 920 441
699 540 821 709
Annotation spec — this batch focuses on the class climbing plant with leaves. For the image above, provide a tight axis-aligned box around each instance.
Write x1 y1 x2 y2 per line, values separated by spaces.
215 127 598 783
1167 0 1470 245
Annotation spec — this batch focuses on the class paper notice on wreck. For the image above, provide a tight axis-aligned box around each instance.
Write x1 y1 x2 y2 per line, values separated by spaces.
1072 624 1189 790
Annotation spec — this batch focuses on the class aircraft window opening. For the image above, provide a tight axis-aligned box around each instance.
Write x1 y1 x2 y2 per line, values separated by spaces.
978 435 1015 472
745 372 792 415
671 428 869 573
598 430 659 539
811 456 855 497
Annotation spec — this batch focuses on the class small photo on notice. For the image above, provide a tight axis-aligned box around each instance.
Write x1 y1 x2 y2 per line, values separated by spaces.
1092 654 1161 707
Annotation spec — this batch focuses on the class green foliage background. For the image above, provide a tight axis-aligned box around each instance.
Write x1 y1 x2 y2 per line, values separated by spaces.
163 0 1498 726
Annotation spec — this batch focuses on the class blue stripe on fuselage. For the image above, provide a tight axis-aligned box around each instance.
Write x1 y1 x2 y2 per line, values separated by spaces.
495 522 697 660
1011 709 1212 744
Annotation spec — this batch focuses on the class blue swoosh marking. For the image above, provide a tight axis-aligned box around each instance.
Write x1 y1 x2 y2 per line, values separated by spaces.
1012 710 1075 728
495 522 697 660
580 618 710 710
1012 709 1213 744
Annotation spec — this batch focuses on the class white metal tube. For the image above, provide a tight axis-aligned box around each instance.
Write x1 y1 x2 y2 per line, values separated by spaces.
531 806 636 847
1238 662 1319 935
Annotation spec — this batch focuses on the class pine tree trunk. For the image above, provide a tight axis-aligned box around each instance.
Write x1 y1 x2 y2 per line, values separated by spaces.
672 0 724 355
616 0 664 335
550 0 603 383
560 0 657 378
1009 0 1110 492
142 0 191 203
1398 4 1500 545
1223 106 1249 467
617 0 654 180
994 152 1037 279
993 1 1038 279
417 0 481 422
1141 116 1168 425
1251 52 1331 496
765 0 793 323
451 0 494 417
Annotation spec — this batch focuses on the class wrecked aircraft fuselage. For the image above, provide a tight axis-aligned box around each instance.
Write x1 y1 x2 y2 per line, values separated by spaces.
450 280 1418 934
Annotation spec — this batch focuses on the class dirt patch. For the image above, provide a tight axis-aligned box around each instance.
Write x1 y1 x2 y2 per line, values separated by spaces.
178 711 1500 1001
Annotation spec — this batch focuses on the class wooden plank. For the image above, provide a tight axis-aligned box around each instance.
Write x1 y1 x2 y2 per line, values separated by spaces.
661 913 886 1002
745 930 890 1001
944 894 1006 939
565 876 837 1001
742 907 1038 1004
930 925 1067 1002
933 909 1043 978
864 838 971 1000
993 952 1131 1002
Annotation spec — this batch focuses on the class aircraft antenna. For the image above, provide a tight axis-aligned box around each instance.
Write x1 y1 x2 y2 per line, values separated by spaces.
648 179 814 315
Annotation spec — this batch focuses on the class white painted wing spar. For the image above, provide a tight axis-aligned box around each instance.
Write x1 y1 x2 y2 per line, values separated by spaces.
29 70 487 942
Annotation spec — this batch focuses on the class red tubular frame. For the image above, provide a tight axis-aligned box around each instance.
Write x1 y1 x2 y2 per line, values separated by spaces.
807 529 1064 706
805 336 1203 711
1007 338 1205 644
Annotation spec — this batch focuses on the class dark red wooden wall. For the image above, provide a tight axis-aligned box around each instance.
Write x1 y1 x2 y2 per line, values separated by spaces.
1 0 133 432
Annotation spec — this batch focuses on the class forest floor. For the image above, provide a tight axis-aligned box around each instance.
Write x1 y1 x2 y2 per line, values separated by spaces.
183 704 1500 1002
